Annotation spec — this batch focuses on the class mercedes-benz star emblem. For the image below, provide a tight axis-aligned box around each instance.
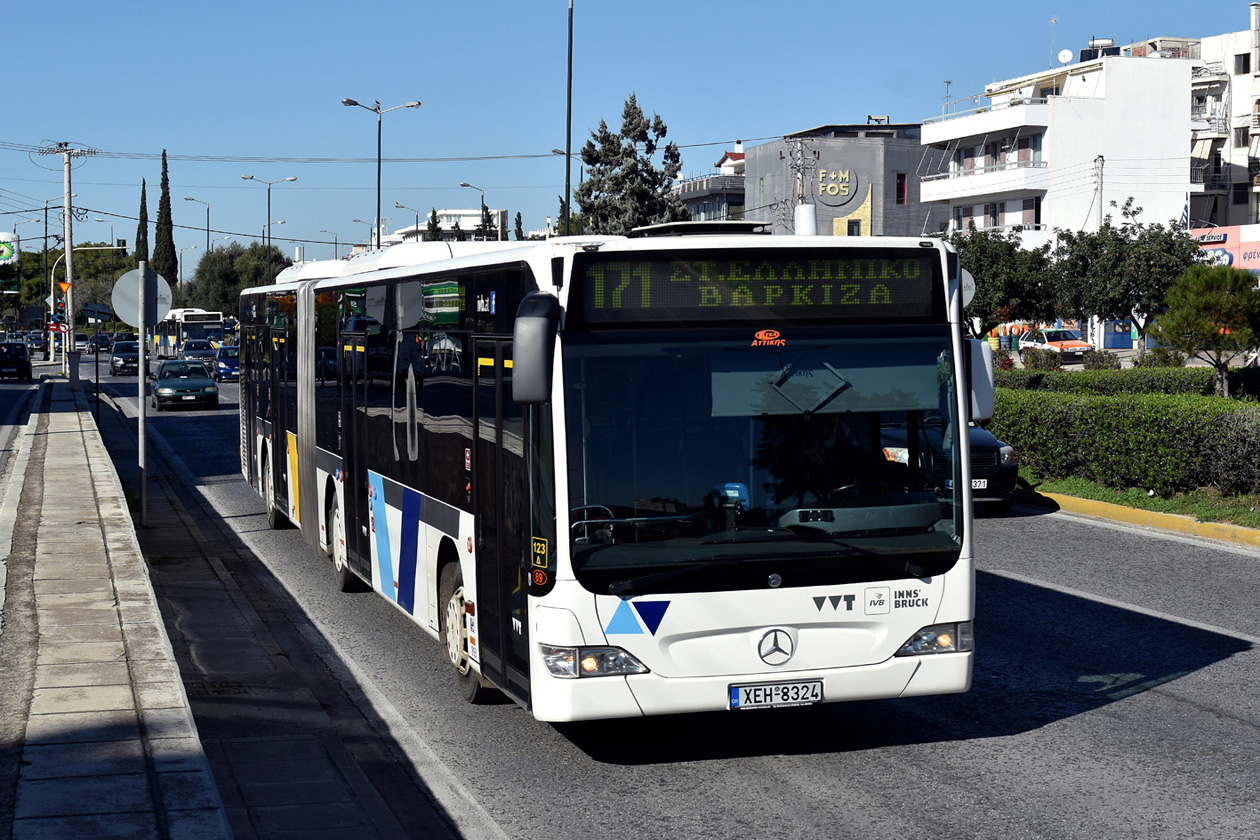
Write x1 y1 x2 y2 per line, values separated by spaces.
758 629 794 666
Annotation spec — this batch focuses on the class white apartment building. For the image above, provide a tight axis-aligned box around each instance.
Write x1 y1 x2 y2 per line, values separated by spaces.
921 4 1260 247
920 49 1191 251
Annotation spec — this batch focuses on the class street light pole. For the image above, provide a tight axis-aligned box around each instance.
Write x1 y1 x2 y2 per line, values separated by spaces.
460 182 495 240
262 221 284 281
320 229 340 259
352 219 372 251
394 203 420 242
183 196 210 252
180 245 199 284
241 175 296 257
342 98 421 249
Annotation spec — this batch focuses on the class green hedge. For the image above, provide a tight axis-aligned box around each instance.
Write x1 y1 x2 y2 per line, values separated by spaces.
994 366 1260 399
988 390 1249 496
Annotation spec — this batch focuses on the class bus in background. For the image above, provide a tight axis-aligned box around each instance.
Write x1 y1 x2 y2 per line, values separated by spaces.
153 307 225 358
239 224 995 722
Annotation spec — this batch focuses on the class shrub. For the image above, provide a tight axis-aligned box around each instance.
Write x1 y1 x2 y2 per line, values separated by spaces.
1020 346 1061 371
990 389 1238 496
1206 407 1260 494
1082 349 1121 370
1135 346 1186 368
994 367 1217 396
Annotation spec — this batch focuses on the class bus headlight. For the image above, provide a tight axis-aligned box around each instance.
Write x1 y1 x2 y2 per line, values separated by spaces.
894 622 973 656
540 644 649 678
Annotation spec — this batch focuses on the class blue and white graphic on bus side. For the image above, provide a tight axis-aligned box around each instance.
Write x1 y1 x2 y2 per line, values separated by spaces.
366 470 467 622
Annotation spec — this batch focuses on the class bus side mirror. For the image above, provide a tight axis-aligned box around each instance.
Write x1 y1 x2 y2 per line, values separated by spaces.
968 339 995 421
512 292 562 404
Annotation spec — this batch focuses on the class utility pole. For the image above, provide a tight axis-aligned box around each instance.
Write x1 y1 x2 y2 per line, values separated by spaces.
38 142 97 375
1095 155 1105 230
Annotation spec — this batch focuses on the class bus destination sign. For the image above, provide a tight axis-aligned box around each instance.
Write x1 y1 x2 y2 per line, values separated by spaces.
575 250 941 324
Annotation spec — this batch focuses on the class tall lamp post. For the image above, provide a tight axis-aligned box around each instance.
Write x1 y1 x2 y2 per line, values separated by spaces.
11 218 39 332
180 245 199 284
263 221 284 281
352 218 372 250
459 182 498 240
394 202 421 242
341 98 421 249
320 229 340 259
183 196 210 252
241 175 296 256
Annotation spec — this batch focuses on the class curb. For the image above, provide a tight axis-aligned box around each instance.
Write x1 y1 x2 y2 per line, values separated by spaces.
1016 490 1260 550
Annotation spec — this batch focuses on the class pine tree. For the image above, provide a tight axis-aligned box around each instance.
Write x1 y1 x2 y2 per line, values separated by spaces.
135 180 149 264
426 208 443 241
150 150 178 283
575 94 688 235
514 212 524 241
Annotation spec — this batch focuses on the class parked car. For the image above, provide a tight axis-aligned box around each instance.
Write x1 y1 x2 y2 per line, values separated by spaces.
149 359 219 411
1017 328 1092 365
88 333 113 352
73 333 89 352
109 341 144 377
881 419 1017 516
211 345 240 382
179 339 217 371
0 341 33 382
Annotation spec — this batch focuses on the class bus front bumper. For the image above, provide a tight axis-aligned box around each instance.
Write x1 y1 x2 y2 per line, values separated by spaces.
529 651 972 722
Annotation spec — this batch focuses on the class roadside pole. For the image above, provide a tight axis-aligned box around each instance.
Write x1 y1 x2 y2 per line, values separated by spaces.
138 261 147 525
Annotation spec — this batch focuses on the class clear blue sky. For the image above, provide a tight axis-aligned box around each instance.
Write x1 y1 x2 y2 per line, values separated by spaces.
0 0 1250 271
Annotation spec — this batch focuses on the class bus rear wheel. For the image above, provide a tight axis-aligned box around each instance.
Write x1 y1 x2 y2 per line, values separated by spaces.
440 563 495 704
265 458 286 530
330 495 365 592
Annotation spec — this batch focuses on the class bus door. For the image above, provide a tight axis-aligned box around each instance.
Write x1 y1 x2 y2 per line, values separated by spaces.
341 335 372 580
240 326 259 489
270 330 292 518
474 340 530 701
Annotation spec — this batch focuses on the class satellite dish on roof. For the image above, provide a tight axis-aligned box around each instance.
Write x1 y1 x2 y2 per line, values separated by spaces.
1058 49 1073 65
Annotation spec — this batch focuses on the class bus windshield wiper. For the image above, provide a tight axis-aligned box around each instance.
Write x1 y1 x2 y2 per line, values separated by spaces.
606 538 930 597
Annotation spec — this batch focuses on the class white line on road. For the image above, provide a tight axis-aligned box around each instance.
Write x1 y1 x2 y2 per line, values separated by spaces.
988 568 1260 646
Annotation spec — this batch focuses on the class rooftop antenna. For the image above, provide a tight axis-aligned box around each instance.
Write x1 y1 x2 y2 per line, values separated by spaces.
1050 17 1059 68
943 80 952 117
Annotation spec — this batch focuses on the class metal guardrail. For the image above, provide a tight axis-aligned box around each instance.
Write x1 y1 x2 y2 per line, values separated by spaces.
923 96 1050 125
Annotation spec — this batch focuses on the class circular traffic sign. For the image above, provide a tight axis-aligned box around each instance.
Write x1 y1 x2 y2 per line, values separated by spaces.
112 268 172 328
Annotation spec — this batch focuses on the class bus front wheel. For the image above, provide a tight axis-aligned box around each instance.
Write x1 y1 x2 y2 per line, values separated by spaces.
440 563 495 704
265 458 286 530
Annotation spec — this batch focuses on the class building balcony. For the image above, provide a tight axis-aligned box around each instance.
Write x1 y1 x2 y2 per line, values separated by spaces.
673 174 745 202
922 97 1050 146
922 161 1050 203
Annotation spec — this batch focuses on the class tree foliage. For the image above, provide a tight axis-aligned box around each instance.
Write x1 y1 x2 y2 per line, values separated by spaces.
514 211 524 241
151 151 177 285
575 93 688 235
425 208 442 242
1052 199 1202 358
135 180 149 264
943 224 1054 338
176 242 290 315
1150 264 1260 397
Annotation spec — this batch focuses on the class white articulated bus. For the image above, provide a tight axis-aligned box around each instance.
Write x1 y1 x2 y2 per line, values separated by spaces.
239 223 995 722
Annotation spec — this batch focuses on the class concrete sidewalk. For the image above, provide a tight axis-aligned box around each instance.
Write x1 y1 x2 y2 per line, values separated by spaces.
0 375 231 839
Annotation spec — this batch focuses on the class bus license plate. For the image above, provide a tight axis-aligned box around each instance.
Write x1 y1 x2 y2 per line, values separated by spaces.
729 680 823 710
971 479 987 489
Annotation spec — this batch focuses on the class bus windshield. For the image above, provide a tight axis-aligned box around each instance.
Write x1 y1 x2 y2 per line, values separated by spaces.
182 322 224 343
563 325 964 595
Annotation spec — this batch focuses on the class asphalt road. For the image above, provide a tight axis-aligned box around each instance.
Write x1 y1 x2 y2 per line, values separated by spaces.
93 355 1260 840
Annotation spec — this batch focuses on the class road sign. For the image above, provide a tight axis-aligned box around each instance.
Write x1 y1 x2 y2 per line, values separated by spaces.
57 323 69 333
82 302 112 321
112 268 172 328
58 281 71 295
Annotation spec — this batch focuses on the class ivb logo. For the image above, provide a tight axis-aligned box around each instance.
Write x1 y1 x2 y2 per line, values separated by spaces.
751 329 786 347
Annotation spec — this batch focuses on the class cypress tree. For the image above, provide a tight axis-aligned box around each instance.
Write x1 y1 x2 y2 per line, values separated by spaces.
135 180 149 263
151 150 178 283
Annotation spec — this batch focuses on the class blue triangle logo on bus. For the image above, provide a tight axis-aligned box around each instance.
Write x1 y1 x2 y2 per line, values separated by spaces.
632 601 670 635
605 600 643 635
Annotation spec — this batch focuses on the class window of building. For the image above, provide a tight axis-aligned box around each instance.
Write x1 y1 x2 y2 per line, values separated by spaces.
1237 127 1251 148
895 173 907 205
1236 53 1251 75
847 219 862 236
1233 183 1250 205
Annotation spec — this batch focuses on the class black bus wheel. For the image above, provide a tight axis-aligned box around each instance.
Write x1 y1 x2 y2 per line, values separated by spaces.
440 563 495 704
330 495 365 592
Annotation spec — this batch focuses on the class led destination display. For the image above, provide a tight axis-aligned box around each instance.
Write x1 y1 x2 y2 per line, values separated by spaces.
574 250 942 324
